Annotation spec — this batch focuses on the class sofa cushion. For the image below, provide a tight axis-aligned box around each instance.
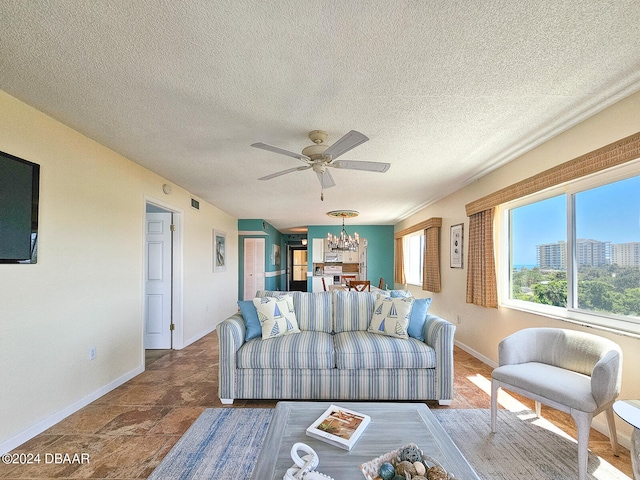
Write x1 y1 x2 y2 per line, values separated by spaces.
333 291 377 332
334 331 436 369
256 290 333 333
368 296 413 339
253 295 300 339
389 289 412 298
236 331 335 369
492 362 596 412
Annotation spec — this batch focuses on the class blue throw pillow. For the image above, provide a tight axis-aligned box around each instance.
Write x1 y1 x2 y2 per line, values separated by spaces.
238 300 261 341
408 297 432 341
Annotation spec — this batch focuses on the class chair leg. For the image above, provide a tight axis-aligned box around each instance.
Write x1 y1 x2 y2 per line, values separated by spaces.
535 400 541 417
571 410 593 480
632 428 640 480
490 379 500 432
604 407 619 456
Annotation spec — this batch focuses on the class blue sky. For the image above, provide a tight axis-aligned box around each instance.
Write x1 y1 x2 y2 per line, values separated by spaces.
511 175 640 265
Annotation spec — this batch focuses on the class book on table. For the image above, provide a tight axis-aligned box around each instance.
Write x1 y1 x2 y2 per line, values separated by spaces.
305 404 371 451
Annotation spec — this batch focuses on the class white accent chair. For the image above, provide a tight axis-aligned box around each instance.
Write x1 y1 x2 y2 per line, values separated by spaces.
491 328 622 480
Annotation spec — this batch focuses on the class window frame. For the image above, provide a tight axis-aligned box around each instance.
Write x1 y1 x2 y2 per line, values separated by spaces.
500 160 640 336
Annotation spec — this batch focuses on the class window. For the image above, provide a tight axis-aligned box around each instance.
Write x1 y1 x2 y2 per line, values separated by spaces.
504 167 640 327
509 194 567 305
394 217 441 292
403 232 425 286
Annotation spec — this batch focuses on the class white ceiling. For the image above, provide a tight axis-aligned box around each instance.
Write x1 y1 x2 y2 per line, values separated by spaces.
2 1 640 232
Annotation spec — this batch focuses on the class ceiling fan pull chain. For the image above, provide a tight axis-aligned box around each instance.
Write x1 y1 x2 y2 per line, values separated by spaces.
321 188 324 201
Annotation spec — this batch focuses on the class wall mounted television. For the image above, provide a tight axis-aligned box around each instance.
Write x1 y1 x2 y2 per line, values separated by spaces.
0 150 40 264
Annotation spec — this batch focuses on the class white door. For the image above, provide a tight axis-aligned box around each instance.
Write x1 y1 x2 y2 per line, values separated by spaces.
244 237 265 300
145 212 173 349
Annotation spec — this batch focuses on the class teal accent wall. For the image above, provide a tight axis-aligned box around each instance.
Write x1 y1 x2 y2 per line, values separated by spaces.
306 224 394 290
238 219 285 299
238 220 391 297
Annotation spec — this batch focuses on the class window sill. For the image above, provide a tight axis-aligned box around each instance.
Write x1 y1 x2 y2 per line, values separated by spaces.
501 300 640 339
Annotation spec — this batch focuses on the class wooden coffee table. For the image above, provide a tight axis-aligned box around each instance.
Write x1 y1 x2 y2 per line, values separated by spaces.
251 401 480 480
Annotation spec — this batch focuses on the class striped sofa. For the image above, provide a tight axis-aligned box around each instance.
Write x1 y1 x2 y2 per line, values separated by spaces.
217 290 456 405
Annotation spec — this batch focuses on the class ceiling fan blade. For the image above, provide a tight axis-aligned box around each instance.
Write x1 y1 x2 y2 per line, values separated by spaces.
332 160 391 173
322 130 369 161
251 142 310 162
258 165 310 181
317 169 336 189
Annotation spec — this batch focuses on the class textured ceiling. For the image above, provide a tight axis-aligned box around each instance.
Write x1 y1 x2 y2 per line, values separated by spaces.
2 1 640 232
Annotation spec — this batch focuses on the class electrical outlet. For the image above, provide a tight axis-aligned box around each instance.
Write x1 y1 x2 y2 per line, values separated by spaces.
89 347 97 361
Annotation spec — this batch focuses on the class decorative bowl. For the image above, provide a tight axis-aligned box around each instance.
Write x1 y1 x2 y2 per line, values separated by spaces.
359 443 458 480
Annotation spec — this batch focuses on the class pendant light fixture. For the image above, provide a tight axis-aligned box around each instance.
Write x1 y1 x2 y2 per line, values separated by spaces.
326 210 360 252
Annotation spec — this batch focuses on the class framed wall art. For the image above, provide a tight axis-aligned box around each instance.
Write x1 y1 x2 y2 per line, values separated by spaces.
213 229 226 272
450 223 463 268
273 244 281 266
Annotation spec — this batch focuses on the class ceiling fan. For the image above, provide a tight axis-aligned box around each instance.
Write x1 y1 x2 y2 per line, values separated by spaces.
251 130 390 200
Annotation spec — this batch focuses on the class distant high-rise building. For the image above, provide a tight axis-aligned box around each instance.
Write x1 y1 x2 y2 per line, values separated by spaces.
611 242 640 267
536 239 612 270
537 241 566 270
576 239 610 267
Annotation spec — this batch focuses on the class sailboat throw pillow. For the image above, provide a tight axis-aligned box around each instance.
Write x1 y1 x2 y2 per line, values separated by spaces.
367 296 414 339
252 294 301 339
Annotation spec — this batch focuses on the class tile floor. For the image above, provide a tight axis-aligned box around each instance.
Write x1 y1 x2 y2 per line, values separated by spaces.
0 331 633 479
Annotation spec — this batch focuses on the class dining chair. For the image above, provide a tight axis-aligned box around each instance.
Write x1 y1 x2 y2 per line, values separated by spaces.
348 280 370 292
342 275 357 287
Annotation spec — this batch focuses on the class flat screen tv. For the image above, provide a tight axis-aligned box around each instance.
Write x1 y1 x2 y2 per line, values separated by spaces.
0 150 40 264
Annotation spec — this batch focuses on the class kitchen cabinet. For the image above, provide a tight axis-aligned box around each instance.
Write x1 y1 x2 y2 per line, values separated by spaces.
312 238 324 263
312 275 332 292
342 248 359 263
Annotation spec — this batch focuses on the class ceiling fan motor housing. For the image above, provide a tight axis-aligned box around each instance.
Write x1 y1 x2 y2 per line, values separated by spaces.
308 130 328 144
302 143 329 160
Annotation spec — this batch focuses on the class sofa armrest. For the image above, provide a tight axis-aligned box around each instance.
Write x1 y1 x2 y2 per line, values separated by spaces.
216 313 246 401
423 314 456 401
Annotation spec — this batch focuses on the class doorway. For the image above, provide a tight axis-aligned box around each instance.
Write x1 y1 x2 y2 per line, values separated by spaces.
243 237 266 300
144 201 183 352
288 246 308 292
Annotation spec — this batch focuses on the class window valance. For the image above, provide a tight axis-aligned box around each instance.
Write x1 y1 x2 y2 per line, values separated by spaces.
465 131 640 217
394 217 442 239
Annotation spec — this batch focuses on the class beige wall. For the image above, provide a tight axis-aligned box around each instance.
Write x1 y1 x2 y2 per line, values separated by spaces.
0 91 238 451
395 90 640 444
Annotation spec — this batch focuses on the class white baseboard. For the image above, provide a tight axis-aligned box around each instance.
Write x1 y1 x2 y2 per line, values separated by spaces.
454 339 632 451
0 365 144 455
181 324 218 350
455 339 498 369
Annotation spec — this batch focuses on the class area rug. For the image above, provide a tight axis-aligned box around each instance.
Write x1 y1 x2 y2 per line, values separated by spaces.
148 407 630 480
434 409 630 480
147 408 271 479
